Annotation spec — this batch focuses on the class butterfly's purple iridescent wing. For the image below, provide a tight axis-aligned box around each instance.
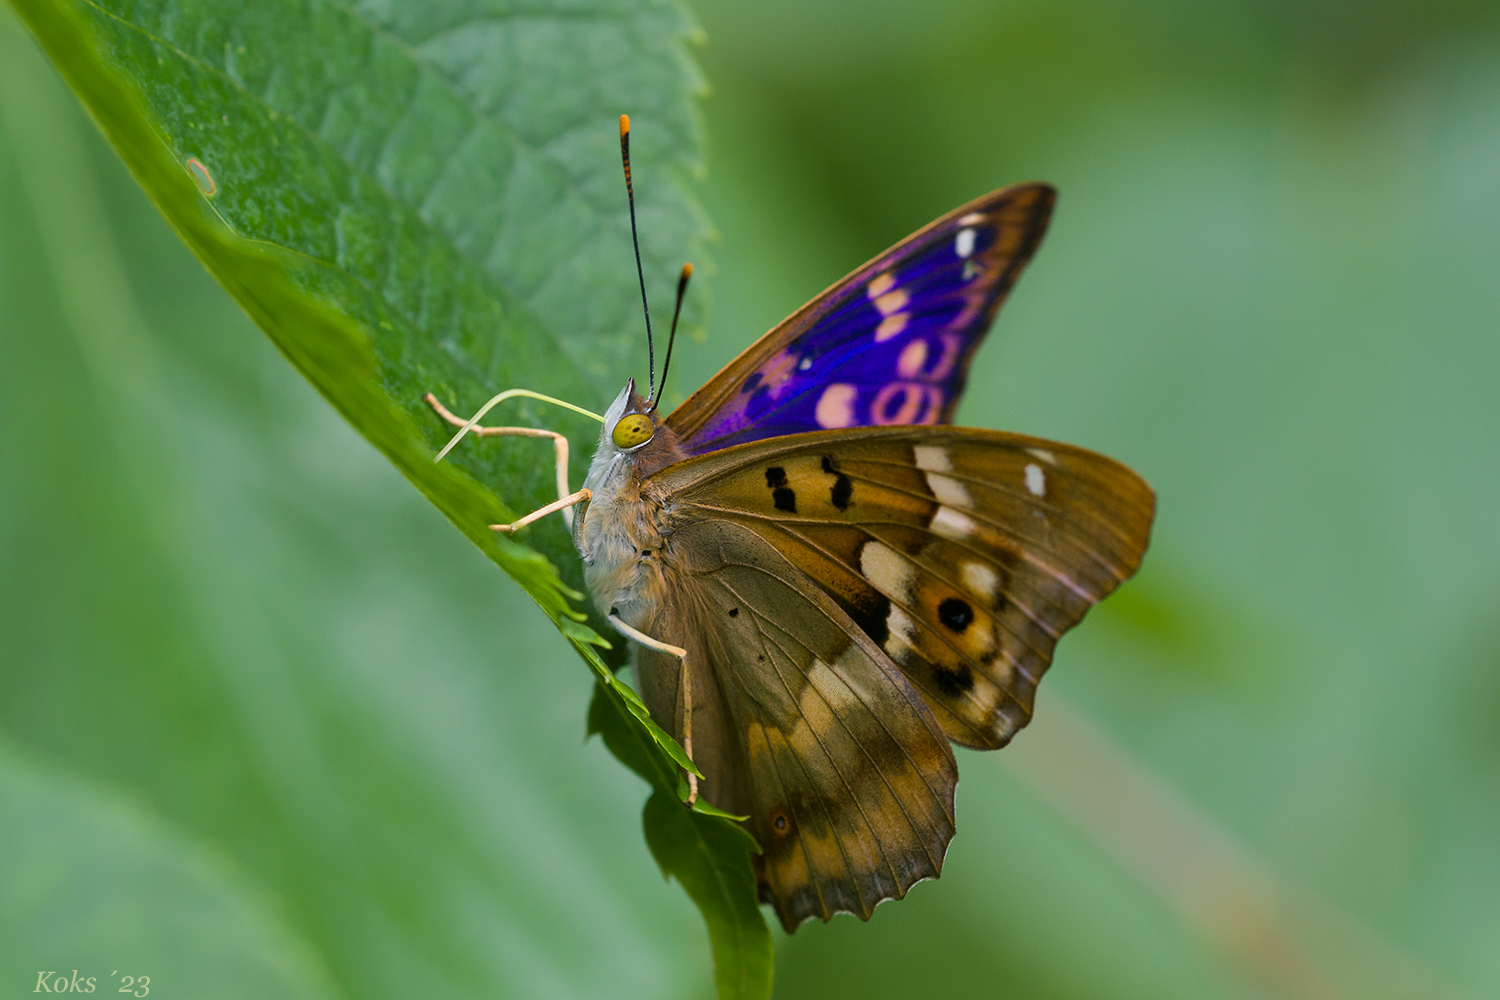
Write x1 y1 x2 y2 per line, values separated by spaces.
665 183 1055 453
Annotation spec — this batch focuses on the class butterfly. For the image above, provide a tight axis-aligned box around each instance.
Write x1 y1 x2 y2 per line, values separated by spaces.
430 116 1155 933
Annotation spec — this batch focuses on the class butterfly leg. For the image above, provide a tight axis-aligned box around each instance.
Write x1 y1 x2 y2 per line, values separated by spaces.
488 488 592 535
607 613 698 806
424 392 588 532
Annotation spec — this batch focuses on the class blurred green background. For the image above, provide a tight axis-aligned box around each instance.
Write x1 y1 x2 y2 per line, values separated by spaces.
3 0 1498 997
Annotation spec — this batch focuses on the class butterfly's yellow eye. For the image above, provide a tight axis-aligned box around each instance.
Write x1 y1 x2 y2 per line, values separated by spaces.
612 413 655 449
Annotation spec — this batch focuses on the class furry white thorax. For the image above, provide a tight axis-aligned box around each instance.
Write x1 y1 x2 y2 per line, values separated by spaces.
579 383 668 634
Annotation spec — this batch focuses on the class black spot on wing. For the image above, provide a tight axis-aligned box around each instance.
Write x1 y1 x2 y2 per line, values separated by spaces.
842 589 891 648
765 466 797 513
728 607 739 617
830 475 852 510
741 372 763 394
932 663 975 697
938 598 974 633
821 455 853 510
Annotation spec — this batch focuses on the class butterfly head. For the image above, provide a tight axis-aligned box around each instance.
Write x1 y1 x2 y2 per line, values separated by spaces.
603 378 658 454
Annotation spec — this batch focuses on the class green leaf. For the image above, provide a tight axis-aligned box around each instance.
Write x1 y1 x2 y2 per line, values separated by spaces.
691 800 751 823
560 619 705 779
644 792 772 1000
5 0 767 994
590 687 775 1000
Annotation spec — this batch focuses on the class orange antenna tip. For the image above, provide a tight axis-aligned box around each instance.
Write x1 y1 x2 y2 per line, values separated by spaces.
619 114 630 136
681 262 693 278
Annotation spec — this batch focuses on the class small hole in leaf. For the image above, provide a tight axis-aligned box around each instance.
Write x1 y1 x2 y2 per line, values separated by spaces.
185 157 216 197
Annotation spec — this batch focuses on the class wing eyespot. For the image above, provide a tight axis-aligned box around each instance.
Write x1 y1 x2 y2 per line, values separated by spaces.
937 597 974 633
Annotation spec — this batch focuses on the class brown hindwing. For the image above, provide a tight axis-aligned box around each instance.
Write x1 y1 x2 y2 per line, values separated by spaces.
638 518 958 932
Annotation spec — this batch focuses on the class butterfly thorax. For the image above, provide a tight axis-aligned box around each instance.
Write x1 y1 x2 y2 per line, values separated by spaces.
579 385 687 634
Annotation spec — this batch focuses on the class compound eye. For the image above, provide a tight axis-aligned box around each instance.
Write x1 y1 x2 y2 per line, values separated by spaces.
612 413 654 449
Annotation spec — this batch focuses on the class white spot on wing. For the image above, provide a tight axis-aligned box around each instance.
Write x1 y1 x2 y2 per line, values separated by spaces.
925 472 971 508
958 212 984 225
866 272 896 299
969 677 1003 715
961 561 999 603
798 356 812 370
913 445 951 472
955 227 977 258
1025 462 1046 497
932 506 978 541
883 632 916 665
896 339 928 377
804 658 836 691
814 384 857 428
887 605 918 644
874 288 909 316
875 312 908 342
860 541 913 599
1025 447 1056 465
832 644 877 704
803 658 862 716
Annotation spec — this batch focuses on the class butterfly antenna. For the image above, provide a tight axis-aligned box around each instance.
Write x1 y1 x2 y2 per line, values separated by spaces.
619 114 656 405
651 263 693 412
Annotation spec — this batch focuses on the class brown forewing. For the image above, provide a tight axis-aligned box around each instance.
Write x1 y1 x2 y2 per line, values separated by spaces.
648 427 1155 750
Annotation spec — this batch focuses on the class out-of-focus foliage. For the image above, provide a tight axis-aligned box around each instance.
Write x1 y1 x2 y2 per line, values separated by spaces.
0 739 340 999
0 0 773 993
1 0 1498 997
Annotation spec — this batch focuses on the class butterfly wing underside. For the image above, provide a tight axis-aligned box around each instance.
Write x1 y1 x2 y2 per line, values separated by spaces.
650 427 1155 752
665 183 1056 452
630 182 1152 931
633 518 957 933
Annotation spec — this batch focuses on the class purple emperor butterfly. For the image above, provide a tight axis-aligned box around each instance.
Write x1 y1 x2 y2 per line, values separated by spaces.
429 116 1155 933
